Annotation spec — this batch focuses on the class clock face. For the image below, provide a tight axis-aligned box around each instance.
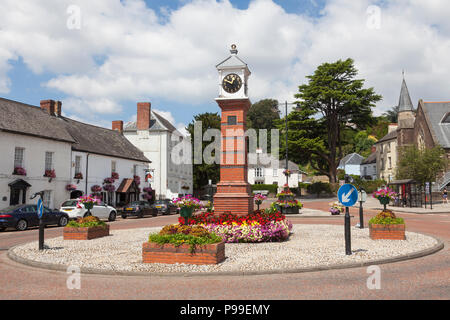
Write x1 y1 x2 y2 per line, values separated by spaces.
222 73 243 94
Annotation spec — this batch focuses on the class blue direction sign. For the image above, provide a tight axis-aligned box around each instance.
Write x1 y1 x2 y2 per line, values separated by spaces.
37 198 44 219
338 184 358 207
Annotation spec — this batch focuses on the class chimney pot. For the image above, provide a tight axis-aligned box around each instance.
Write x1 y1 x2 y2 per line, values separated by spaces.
137 102 151 130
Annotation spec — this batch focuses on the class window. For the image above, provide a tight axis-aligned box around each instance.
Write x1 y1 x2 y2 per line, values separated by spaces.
227 116 237 125
14 147 24 168
75 156 82 174
133 165 138 176
273 168 278 177
381 159 384 170
111 161 116 174
43 191 51 208
388 157 392 169
255 167 263 177
45 152 54 171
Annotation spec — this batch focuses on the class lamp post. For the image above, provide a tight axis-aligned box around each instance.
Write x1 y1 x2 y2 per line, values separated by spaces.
279 101 297 187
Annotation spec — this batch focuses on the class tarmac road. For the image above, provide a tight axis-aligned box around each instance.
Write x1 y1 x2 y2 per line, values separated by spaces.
0 201 448 300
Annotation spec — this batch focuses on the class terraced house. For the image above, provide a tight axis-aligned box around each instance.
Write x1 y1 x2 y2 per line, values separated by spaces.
0 98 151 210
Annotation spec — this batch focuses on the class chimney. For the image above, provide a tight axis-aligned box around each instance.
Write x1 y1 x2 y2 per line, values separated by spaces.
112 120 124 134
55 101 62 117
137 102 151 130
40 100 56 116
388 123 398 133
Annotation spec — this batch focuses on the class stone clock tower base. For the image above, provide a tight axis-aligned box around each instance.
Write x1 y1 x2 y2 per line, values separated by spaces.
213 98 254 216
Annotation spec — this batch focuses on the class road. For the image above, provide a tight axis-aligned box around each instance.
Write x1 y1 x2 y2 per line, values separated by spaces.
0 200 449 300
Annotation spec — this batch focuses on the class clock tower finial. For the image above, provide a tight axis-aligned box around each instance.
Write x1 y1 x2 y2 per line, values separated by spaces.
230 44 238 55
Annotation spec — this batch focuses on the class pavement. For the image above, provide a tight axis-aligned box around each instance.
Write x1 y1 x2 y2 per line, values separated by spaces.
0 200 449 300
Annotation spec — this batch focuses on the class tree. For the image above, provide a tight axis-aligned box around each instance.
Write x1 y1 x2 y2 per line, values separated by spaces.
383 106 399 123
397 145 448 185
291 58 382 182
247 99 280 152
186 112 221 191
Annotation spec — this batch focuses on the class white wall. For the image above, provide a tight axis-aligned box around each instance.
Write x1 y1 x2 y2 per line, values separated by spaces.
0 131 72 209
124 129 193 200
70 151 150 206
248 166 301 188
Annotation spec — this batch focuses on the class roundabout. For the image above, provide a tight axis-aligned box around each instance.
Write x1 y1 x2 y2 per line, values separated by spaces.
8 224 444 277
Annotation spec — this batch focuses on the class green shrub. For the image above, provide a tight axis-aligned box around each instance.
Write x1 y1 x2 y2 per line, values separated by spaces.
148 232 222 253
66 216 106 228
307 182 332 197
251 184 278 194
368 210 405 225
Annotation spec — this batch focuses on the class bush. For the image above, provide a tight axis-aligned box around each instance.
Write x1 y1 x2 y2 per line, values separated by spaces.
148 228 223 253
251 184 278 195
66 216 106 228
307 182 332 197
368 210 405 225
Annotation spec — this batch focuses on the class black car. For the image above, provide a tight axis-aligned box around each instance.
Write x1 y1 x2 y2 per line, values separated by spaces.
0 204 69 231
152 199 179 215
121 201 157 219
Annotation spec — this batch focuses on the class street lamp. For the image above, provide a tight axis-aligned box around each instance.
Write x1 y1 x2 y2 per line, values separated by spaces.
278 101 298 186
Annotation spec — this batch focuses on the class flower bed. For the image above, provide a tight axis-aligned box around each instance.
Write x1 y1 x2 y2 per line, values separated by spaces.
64 216 109 240
369 210 405 240
144 224 224 265
179 211 293 243
329 202 344 215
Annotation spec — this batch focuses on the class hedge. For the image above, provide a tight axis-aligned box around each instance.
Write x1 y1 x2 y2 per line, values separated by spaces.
251 184 278 194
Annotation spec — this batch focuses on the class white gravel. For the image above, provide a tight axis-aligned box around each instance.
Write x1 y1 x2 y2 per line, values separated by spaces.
10 224 439 274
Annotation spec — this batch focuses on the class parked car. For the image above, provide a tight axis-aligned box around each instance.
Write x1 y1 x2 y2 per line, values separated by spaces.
121 201 157 219
152 199 179 215
59 199 117 221
0 204 69 231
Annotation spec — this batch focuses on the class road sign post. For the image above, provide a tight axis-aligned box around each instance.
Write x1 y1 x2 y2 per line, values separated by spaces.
37 198 45 250
338 183 358 256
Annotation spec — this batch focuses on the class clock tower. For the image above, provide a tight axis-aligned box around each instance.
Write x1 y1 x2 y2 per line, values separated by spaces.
213 45 254 216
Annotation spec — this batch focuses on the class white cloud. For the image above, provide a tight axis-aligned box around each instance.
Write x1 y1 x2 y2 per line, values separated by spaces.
1 0 450 120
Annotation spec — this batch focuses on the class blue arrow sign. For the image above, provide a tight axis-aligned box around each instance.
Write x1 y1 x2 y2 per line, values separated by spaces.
338 184 358 207
37 198 44 219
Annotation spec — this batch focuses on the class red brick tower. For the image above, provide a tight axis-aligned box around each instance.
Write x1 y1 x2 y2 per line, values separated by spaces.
213 45 254 216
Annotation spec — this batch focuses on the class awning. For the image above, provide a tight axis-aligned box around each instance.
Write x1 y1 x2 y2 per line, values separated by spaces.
388 179 417 185
116 179 139 193
8 179 32 188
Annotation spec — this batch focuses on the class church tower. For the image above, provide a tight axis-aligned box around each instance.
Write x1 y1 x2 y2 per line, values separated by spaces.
397 74 415 147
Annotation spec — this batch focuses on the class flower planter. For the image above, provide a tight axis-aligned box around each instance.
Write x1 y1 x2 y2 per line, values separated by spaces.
142 241 225 265
279 206 300 215
63 225 110 240
369 224 405 240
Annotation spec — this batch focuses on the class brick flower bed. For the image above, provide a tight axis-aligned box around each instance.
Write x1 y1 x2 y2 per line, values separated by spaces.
369 224 406 240
63 225 110 240
142 241 225 265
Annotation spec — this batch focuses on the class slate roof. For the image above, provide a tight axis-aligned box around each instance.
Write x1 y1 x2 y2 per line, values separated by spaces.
0 97 75 143
339 153 365 167
376 130 398 144
0 97 150 163
124 111 178 133
60 117 150 162
421 101 450 149
361 152 377 165
398 78 414 112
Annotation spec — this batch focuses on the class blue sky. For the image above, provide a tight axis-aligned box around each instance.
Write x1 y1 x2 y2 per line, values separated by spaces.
1 0 450 134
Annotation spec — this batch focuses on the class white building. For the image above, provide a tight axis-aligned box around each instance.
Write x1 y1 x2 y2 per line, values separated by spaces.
360 152 377 180
247 153 306 189
123 102 193 200
0 98 151 210
338 153 365 176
